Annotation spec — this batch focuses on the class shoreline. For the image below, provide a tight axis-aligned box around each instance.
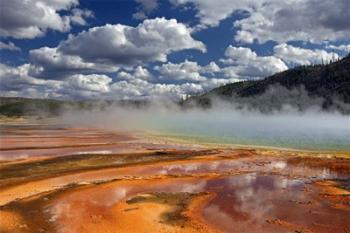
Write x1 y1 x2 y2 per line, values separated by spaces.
142 131 350 158
0 123 349 233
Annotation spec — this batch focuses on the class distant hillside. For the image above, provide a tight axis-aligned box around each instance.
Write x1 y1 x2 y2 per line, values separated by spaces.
0 97 151 117
183 54 350 113
0 97 68 116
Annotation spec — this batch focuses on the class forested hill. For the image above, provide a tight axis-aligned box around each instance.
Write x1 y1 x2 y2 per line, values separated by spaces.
0 97 149 116
183 54 350 113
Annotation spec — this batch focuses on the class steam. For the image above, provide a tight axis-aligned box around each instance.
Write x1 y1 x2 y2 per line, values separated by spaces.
185 85 350 114
58 97 350 151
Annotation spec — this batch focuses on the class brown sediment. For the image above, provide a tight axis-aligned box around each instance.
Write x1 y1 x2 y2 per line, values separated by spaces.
287 156 350 175
0 123 350 233
0 149 220 186
0 149 229 207
0 156 247 207
0 183 85 233
0 127 134 151
0 210 28 233
314 179 350 210
265 218 315 233
126 192 202 225
117 192 216 232
9 177 217 233
186 191 220 233
316 179 350 196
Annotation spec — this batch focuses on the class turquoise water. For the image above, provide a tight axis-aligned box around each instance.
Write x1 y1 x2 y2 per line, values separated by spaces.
142 112 350 151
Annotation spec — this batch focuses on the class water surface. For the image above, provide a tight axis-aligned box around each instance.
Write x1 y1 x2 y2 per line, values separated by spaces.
145 111 350 151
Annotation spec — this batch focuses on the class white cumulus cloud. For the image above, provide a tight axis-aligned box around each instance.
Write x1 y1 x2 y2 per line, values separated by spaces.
58 18 206 65
172 0 350 44
29 47 118 79
274 44 340 66
0 0 92 39
0 41 20 51
133 0 159 20
326 44 350 54
220 46 288 79
154 60 207 83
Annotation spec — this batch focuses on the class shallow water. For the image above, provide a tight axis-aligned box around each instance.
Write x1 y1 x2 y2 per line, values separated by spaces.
1 124 349 233
202 174 349 233
146 112 350 151
49 175 349 233
47 156 349 233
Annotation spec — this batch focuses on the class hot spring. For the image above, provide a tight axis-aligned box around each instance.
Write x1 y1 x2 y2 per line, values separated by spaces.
141 109 350 151
61 106 350 151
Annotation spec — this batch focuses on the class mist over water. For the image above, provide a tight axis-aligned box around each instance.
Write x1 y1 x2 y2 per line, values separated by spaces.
60 103 350 151
147 110 350 150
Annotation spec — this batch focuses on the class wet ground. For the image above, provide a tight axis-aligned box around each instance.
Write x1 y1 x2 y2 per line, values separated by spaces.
0 123 349 233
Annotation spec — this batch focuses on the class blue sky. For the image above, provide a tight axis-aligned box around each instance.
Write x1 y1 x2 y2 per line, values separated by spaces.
1 0 350 100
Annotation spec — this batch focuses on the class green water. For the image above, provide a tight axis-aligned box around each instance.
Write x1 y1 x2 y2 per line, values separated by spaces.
143 112 350 151
153 132 349 151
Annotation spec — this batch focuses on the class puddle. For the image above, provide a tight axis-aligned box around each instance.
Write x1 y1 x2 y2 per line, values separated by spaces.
202 174 349 233
136 157 346 181
1 125 349 232
48 163 349 233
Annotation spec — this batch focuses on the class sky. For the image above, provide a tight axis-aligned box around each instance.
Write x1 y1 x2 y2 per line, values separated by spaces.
0 0 350 100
